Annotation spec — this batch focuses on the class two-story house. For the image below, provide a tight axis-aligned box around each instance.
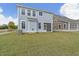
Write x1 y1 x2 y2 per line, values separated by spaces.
17 5 53 32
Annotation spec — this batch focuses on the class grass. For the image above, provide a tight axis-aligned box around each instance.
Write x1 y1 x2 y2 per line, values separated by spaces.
0 32 79 55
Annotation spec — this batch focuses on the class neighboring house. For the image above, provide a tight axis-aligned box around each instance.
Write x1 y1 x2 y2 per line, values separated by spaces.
17 5 53 32
53 15 79 31
17 5 79 33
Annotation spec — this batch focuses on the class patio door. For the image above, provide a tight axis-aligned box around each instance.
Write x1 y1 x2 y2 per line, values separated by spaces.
44 23 51 32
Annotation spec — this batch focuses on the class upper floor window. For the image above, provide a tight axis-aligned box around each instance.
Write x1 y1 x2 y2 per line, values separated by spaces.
27 10 31 16
39 11 43 16
32 10 36 16
21 9 25 15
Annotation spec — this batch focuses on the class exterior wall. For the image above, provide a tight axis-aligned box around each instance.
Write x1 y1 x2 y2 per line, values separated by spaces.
17 6 53 32
53 15 68 31
37 11 53 32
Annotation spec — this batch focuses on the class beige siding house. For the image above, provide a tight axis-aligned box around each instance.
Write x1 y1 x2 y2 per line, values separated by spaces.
53 15 79 31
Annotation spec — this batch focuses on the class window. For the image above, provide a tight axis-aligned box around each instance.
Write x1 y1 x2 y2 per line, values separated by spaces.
21 9 25 15
38 23 41 29
64 24 66 29
70 23 77 30
39 11 43 16
32 11 36 16
44 23 47 30
44 23 51 31
27 10 31 16
22 21 25 29
59 24 61 29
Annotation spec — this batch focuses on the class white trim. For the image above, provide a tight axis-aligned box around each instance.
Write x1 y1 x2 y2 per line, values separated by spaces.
20 20 26 32
68 22 70 30
54 30 79 32
77 23 79 30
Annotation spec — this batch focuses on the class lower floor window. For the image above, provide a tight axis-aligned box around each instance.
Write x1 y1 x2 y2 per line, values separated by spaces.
70 23 77 30
44 23 47 30
64 24 66 29
38 23 41 29
59 24 61 29
22 21 25 29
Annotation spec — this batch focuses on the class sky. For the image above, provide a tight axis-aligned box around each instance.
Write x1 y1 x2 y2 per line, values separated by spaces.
0 3 64 25
0 3 79 25
0 3 64 18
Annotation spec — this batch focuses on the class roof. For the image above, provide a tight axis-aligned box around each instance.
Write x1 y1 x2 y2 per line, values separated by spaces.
16 4 79 22
54 14 79 23
16 4 55 15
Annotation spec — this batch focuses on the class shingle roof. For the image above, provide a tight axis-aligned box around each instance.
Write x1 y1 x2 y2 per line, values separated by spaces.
16 4 55 15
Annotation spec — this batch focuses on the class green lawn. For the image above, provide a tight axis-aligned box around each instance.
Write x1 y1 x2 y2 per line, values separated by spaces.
0 32 79 56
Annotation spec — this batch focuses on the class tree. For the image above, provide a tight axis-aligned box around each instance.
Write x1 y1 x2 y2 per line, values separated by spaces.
0 24 8 29
8 21 16 30
2 24 8 29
